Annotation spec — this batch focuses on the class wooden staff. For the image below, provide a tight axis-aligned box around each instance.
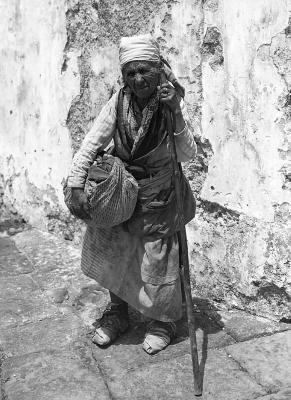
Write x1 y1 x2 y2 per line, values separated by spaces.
164 104 202 396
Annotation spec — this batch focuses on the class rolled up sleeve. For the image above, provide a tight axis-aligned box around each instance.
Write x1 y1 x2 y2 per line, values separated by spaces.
174 100 199 162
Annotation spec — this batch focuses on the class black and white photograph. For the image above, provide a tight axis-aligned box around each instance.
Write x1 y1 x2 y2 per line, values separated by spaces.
0 0 290 399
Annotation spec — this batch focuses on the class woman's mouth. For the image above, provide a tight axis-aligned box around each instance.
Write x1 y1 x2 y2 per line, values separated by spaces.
136 85 149 92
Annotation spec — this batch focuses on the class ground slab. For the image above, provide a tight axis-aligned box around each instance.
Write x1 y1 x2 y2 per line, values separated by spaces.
106 350 266 400
2 349 111 400
225 331 291 392
218 310 291 341
1 229 291 400
255 388 291 400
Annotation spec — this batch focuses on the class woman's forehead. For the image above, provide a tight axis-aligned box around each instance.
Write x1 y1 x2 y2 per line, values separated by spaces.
123 60 159 71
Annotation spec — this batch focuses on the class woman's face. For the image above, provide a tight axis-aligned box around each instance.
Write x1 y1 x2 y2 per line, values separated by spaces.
122 60 160 99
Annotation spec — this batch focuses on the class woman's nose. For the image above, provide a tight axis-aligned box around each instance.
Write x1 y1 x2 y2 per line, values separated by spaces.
135 73 144 85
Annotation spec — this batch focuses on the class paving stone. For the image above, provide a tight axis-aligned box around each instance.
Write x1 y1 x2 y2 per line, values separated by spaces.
11 229 108 325
2 230 289 399
92 311 235 380
12 228 104 304
31 266 81 289
0 297 60 329
225 331 291 391
0 238 33 276
219 310 291 341
0 275 40 300
2 349 111 400
255 387 291 399
106 349 266 400
12 229 81 273
30 268 108 326
30 267 103 300
0 314 83 357
0 250 71 329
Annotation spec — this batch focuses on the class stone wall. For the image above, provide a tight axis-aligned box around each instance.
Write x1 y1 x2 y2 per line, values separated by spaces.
0 0 290 320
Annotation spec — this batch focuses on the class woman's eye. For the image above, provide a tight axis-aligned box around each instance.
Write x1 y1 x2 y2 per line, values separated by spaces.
127 71 135 77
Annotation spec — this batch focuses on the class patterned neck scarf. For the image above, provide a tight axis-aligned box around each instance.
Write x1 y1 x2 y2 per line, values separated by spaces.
122 89 160 156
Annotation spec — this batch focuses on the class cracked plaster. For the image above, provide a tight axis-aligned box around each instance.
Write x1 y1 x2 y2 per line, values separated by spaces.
0 0 291 319
0 0 80 228
193 0 291 319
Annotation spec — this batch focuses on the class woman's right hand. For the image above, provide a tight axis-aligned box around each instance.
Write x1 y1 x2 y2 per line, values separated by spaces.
71 188 91 220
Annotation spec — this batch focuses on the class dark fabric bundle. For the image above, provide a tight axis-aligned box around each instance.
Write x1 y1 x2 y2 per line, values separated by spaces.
124 166 196 239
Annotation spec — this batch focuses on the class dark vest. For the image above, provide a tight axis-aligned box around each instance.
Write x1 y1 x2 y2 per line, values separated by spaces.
113 88 195 239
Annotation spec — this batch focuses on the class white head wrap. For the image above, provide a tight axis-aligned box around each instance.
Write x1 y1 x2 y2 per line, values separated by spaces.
119 34 161 68
118 33 186 98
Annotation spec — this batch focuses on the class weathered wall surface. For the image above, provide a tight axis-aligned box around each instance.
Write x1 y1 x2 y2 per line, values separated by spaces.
188 0 291 321
0 0 82 237
0 0 290 320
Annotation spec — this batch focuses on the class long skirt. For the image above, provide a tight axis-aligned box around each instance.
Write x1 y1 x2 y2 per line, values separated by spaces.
81 223 182 322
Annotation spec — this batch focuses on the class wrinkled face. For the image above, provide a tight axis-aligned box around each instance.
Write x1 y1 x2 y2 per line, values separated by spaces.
122 60 160 99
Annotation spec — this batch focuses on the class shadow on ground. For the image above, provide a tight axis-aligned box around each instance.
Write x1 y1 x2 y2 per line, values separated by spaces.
90 296 224 391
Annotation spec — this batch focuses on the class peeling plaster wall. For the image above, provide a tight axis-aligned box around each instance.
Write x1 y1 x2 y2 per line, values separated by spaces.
0 0 80 232
0 0 290 319
201 0 290 221
189 0 291 320
64 0 203 153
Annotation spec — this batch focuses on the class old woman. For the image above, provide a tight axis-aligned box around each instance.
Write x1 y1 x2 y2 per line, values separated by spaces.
67 34 198 354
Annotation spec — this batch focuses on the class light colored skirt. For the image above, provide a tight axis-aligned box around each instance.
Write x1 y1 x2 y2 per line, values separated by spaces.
81 223 182 322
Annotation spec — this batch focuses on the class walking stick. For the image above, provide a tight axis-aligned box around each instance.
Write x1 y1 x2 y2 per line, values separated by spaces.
164 90 202 396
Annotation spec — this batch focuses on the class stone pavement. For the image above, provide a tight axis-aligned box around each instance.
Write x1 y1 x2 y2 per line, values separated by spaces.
0 228 290 400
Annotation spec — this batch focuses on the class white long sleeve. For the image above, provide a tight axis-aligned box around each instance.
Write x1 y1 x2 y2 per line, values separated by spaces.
173 100 198 162
67 93 198 188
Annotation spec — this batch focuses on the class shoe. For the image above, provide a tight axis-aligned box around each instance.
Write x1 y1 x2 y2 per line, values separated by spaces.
92 303 129 346
142 320 176 355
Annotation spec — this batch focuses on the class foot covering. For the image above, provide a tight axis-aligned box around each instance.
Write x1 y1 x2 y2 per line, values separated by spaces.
142 320 176 355
92 302 129 346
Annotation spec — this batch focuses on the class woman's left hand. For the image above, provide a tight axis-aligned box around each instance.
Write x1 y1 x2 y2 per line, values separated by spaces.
158 83 181 112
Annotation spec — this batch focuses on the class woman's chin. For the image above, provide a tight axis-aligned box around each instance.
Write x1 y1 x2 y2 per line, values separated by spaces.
134 87 155 99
